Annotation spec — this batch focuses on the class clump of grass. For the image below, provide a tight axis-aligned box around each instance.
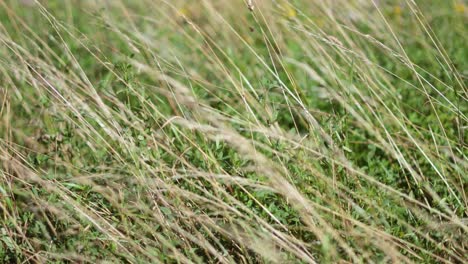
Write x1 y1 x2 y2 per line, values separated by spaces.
0 0 466 263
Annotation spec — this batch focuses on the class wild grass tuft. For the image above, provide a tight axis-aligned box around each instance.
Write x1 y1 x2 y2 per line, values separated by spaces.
0 0 466 263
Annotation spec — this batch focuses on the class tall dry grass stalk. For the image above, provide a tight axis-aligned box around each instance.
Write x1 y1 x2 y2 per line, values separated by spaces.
0 0 466 263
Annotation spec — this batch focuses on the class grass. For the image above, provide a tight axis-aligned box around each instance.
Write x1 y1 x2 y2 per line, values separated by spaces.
0 0 466 263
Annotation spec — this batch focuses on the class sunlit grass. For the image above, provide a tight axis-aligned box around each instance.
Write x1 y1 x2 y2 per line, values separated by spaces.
0 0 466 263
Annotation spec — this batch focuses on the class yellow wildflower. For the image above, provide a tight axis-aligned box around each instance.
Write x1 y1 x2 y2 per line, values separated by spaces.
280 1 297 19
454 3 465 14
393 5 402 16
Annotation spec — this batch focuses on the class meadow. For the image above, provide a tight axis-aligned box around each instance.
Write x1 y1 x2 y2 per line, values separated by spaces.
0 0 466 263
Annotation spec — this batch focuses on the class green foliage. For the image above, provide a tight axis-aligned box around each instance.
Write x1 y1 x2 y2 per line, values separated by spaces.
0 0 466 263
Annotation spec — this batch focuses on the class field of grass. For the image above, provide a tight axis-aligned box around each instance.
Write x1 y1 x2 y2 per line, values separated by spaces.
0 0 466 263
